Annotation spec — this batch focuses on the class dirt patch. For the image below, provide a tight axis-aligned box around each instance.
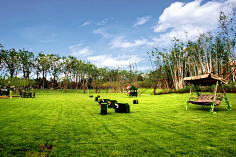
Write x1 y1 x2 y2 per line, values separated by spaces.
38 143 53 152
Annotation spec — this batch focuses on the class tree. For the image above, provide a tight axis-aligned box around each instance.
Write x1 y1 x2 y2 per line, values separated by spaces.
73 59 83 90
18 49 34 80
80 60 94 93
0 44 4 69
50 54 62 89
61 56 73 90
218 2 236 81
37 53 52 90
1 48 20 77
147 48 163 94
219 2 236 57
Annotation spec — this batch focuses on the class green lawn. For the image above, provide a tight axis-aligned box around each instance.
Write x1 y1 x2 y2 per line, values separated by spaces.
0 89 236 156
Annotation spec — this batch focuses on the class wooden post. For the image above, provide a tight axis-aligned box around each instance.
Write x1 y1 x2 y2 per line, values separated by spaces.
186 84 193 110
194 85 199 97
212 81 219 113
222 84 231 111
199 85 209 95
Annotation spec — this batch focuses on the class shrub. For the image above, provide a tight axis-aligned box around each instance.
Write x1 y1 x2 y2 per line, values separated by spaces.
154 82 236 95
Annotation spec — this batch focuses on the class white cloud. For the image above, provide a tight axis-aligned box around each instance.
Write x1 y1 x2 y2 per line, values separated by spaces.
81 21 92 27
150 0 223 47
97 18 109 26
134 16 151 27
153 23 171 33
227 0 236 4
68 43 93 57
40 33 57 43
136 66 152 71
109 36 148 49
86 54 144 68
20 24 55 40
154 0 221 33
109 36 125 49
93 27 110 38
148 25 206 47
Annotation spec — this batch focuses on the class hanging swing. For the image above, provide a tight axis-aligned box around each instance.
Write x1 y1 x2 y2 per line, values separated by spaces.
184 74 231 113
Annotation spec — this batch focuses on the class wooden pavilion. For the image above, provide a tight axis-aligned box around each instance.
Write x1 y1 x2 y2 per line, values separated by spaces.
184 74 231 113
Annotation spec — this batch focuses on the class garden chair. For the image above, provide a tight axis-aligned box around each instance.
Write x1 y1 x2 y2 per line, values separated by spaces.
23 92 27 98
100 103 108 115
32 92 35 98
98 99 110 105
107 100 117 108
188 94 223 105
114 103 130 113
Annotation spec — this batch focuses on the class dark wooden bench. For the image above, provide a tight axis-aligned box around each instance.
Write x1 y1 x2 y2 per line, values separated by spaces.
23 92 34 98
32 92 35 98
1 89 9 96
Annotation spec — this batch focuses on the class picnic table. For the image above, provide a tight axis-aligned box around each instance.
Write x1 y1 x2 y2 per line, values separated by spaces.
1 89 9 96
23 92 32 98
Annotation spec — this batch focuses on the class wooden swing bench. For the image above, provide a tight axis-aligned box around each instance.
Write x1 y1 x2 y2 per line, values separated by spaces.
188 94 223 106
184 74 231 113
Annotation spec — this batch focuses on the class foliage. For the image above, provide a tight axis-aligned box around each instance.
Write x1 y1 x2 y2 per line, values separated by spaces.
0 76 36 90
218 1 236 57
18 49 34 79
160 83 236 94
1 48 20 77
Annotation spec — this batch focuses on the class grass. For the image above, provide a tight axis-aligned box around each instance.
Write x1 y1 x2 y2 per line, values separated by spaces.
0 89 236 156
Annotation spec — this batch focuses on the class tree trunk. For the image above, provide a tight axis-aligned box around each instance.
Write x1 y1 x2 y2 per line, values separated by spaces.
42 69 45 91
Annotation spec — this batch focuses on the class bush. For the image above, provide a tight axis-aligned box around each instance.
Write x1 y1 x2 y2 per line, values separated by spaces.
154 82 236 95
155 89 172 95
177 83 236 93
176 85 191 93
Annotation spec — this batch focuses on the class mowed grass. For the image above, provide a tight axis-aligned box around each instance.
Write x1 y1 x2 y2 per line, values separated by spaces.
0 89 236 156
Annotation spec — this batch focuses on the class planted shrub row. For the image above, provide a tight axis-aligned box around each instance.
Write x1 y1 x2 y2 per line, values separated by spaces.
156 83 236 94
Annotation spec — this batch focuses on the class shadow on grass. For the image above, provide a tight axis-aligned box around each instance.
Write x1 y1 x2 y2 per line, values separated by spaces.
189 106 230 113
98 112 133 116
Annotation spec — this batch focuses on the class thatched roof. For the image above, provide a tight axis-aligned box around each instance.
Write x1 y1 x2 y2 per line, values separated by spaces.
184 74 228 86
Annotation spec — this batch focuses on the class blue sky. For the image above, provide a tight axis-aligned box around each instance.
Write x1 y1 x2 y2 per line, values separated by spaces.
1 0 235 72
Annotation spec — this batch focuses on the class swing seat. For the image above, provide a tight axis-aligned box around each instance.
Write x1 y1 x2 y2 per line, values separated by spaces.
189 94 223 106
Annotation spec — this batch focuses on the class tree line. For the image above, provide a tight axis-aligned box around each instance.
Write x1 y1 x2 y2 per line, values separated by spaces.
0 46 146 92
